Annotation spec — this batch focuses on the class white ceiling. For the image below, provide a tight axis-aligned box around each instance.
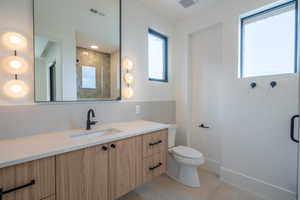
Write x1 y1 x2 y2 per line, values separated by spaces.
139 0 219 22
35 0 120 54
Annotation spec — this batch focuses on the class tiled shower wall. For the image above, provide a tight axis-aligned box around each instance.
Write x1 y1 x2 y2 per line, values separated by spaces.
76 47 112 99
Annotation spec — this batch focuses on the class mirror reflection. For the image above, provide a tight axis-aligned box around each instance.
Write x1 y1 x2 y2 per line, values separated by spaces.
34 0 121 102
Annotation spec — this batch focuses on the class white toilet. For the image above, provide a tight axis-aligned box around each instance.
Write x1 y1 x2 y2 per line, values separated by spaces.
167 125 204 187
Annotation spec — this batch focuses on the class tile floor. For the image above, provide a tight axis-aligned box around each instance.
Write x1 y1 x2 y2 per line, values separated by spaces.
119 169 264 200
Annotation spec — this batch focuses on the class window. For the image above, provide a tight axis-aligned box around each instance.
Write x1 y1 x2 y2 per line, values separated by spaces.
240 0 297 78
148 29 168 82
82 66 96 89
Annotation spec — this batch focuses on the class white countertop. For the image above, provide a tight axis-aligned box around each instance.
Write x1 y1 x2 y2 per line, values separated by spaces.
0 120 170 169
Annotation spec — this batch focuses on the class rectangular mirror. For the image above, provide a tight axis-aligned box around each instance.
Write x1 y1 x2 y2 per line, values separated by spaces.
34 0 121 102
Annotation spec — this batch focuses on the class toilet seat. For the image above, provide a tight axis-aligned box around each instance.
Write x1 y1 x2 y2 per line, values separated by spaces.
171 146 203 159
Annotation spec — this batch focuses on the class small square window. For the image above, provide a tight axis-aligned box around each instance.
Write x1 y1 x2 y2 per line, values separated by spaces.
82 66 96 89
240 0 297 78
148 29 168 82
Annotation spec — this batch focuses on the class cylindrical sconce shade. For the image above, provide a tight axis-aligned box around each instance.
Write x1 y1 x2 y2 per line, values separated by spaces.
124 73 134 84
123 87 134 99
3 56 28 74
4 80 29 98
2 32 27 50
123 58 133 71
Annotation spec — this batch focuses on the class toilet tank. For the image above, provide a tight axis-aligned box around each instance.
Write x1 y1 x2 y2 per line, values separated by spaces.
168 124 177 148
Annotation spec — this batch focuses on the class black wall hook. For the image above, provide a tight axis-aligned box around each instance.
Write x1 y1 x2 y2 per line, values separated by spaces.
250 82 257 88
270 81 277 88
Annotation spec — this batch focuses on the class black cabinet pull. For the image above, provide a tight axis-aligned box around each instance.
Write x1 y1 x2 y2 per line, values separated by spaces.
149 162 162 171
110 144 116 148
290 115 299 143
102 146 108 151
149 140 162 146
198 124 210 129
0 180 35 200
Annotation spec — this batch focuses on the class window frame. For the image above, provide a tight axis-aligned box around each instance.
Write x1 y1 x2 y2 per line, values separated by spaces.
239 0 298 78
148 28 169 82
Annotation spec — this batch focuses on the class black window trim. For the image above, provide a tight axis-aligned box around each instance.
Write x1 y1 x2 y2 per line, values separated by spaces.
240 0 298 78
148 28 169 82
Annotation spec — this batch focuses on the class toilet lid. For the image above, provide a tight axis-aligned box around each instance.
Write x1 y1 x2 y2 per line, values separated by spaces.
172 146 203 159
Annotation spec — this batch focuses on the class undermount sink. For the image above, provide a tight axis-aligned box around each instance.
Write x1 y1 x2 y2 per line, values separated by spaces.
70 128 122 140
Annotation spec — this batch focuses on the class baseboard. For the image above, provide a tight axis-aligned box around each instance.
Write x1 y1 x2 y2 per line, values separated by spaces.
200 157 220 175
220 167 296 200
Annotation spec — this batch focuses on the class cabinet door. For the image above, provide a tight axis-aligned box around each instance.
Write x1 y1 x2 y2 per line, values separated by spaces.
109 136 142 200
56 144 109 200
0 157 55 200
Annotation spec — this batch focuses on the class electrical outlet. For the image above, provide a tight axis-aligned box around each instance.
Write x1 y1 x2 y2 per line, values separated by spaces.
136 105 141 114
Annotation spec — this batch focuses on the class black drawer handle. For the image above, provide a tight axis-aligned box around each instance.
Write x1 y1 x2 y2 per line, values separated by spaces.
149 162 162 171
0 180 35 200
102 146 108 151
149 140 162 146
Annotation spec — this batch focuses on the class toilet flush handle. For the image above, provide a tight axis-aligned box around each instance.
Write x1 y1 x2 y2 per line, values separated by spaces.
198 124 209 129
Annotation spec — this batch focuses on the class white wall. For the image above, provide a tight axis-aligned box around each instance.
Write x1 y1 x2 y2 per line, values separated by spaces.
122 0 174 102
0 0 175 104
35 58 48 101
110 51 121 99
189 24 223 175
174 0 298 199
34 0 81 101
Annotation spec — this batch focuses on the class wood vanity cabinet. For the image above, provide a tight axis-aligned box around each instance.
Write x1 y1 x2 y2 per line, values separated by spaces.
55 130 167 200
0 157 55 200
56 144 109 200
0 129 168 200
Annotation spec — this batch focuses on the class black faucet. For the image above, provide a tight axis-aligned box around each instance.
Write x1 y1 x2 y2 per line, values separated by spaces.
86 109 98 130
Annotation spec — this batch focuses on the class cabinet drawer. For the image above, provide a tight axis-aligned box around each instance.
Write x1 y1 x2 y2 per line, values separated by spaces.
0 157 55 200
142 129 168 158
142 152 166 184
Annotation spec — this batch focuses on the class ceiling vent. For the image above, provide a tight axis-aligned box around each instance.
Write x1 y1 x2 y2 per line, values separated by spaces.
179 0 199 8
89 8 105 16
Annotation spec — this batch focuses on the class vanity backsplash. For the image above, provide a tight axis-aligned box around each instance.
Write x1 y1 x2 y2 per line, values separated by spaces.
0 101 175 140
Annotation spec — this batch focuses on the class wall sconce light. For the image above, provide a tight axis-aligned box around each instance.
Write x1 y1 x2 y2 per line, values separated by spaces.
122 58 134 99
4 79 29 98
124 73 134 85
2 32 28 98
3 56 28 74
2 32 27 50
123 87 134 99
123 58 133 71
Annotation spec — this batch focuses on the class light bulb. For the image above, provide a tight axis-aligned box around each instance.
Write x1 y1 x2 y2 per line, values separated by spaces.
123 87 134 99
123 59 133 71
124 73 134 84
3 56 28 74
4 80 29 98
2 32 27 50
